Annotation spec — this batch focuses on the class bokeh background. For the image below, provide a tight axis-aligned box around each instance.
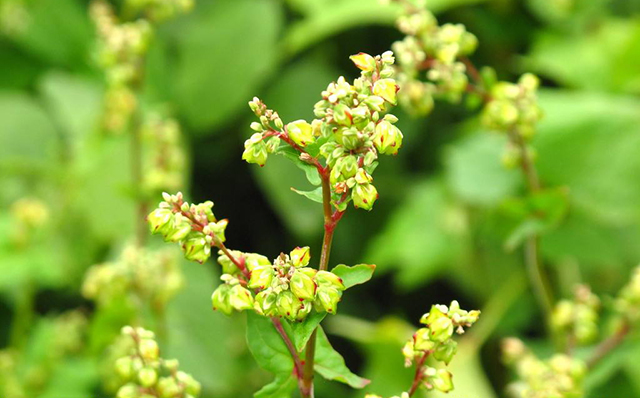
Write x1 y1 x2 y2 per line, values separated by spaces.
2 0 640 397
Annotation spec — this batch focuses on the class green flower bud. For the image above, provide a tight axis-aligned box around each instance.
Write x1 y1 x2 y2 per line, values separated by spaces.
117 383 140 398
373 78 398 105
350 52 377 72
242 133 269 166
363 95 386 112
334 126 362 150
290 246 311 268
291 269 317 301
229 285 254 311
315 286 342 314
163 359 179 372
248 265 274 290
208 219 228 243
413 328 437 351
332 104 353 126
115 356 134 380
181 232 211 263
330 155 358 184
148 208 173 235
433 339 457 365
157 377 180 398
352 183 378 210
315 271 345 290
425 368 453 393
277 290 305 320
176 371 201 396
139 339 159 361
165 213 192 242
245 252 272 271
255 288 278 316
138 367 157 387
350 106 370 130
211 284 233 315
287 119 315 147
373 120 403 155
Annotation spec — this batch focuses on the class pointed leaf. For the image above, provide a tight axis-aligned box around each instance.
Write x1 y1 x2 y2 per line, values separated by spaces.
255 373 297 398
246 313 294 374
314 327 370 389
331 264 376 289
291 187 323 203
289 312 327 352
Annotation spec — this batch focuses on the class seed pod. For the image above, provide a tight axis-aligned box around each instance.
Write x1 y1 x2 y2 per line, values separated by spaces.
290 270 317 301
211 284 233 315
315 286 341 314
229 285 254 311
373 121 403 156
314 271 345 290
289 246 311 268
248 265 274 290
373 78 398 105
287 120 315 147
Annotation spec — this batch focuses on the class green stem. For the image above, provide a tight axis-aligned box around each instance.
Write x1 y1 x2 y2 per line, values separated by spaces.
300 171 338 398
507 129 554 322
407 351 430 396
10 280 35 349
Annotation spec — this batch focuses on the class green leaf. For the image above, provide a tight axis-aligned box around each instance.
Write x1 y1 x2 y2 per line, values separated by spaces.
291 187 323 204
314 327 369 389
331 264 376 289
174 0 283 132
246 312 294 375
254 372 297 398
444 132 520 206
364 179 468 290
289 311 326 352
279 146 322 186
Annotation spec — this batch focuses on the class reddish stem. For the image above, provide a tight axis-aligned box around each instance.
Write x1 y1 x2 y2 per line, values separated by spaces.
408 351 431 396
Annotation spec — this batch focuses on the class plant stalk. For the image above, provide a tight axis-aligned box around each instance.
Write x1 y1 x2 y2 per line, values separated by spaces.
408 351 430 396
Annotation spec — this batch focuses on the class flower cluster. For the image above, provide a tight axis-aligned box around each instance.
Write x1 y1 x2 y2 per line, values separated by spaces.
243 52 403 211
124 0 194 22
616 265 640 321
141 113 187 194
212 247 347 321
551 285 600 346
390 0 478 112
82 244 184 312
10 197 49 247
147 192 229 263
401 301 480 393
113 326 201 398
502 338 586 398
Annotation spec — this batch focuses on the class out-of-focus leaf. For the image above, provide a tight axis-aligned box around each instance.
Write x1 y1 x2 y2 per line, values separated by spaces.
13 0 92 68
444 132 520 206
501 187 570 250
254 372 297 398
0 91 58 171
174 0 283 132
331 263 375 289
0 244 64 290
291 187 323 203
314 327 369 389
527 19 640 94
246 312 294 375
165 260 246 395
40 357 99 398
38 71 103 154
364 179 468 289
289 311 326 352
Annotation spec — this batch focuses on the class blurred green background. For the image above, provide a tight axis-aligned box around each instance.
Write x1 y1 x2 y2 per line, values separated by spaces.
1 0 640 397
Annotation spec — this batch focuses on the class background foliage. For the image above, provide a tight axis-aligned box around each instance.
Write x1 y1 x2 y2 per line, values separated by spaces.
1 0 640 397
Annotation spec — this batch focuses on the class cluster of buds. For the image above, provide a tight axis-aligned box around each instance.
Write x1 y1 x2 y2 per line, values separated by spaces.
10 197 49 247
615 265 640 321
124 0 194 23
141 113 187 194
482 73 543 139
147 192 229 263
551 285 600 346
365 393 409 398
0 349 24 398
390 0 478 112
212 246 347 321
82 244 184 312
243 52 403 211
402 301 480 393
90 0 151 133
502 338 586 398
114 326 201 398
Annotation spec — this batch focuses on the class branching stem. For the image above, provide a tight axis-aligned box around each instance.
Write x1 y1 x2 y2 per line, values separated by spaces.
408 351 431 396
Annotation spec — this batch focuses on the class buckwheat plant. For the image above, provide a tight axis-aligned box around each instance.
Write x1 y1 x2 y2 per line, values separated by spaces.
148 53 480 397
388 0 639 396
111 326 201 398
